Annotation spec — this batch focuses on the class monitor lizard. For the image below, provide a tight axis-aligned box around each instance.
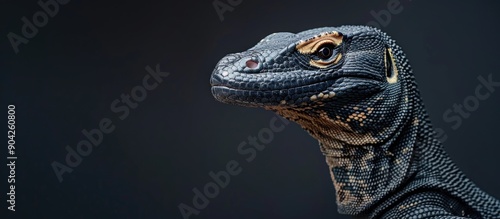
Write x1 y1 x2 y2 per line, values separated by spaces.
210 25 500 218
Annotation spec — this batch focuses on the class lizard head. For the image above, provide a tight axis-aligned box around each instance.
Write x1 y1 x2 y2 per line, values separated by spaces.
211 26 422 215
210 26 415 139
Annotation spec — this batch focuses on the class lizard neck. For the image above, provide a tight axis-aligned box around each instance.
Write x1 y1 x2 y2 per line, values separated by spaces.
274 97 424 215
320 115 420 215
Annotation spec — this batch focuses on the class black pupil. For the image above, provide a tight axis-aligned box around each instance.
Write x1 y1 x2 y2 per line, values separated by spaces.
317 45 334 59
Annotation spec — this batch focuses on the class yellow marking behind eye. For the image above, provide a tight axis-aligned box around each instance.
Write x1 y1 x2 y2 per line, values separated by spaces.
385 48 399 84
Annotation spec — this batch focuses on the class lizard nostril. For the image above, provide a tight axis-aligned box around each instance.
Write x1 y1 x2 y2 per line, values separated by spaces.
245 59 259 69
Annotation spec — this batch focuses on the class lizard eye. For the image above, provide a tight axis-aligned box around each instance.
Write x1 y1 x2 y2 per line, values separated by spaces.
308 43 342 68
316 44 335 60
296 31 343 68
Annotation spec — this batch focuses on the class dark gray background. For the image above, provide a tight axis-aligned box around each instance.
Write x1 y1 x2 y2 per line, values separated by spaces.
1 0 499 218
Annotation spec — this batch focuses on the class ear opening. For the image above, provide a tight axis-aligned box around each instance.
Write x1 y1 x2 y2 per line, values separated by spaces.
385 48 398 84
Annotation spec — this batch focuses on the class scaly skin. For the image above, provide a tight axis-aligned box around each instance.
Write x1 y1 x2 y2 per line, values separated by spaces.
210 26 500 218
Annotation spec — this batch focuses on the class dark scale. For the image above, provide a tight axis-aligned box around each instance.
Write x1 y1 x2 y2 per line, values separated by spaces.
210 25 500 218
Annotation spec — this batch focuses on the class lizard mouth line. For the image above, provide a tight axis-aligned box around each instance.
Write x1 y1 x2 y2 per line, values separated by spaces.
211 75 382 92
211 82 329 92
